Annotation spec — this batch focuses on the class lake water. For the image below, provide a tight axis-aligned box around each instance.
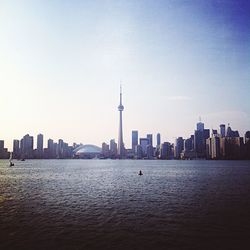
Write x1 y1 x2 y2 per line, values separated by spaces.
1 160 250 250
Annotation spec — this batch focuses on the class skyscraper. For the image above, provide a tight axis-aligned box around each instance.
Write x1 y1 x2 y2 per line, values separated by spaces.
13 139 20 159
194 121 210 158
140 138 149 157
132 130 138 152
110 139 118 158
21 134 34 159
156 133 161 146
48 139 54 158
118 85 124 158
174 137 184 159
220 124 226 137
147 134 153 146
197 121 204 131
37 134 44 158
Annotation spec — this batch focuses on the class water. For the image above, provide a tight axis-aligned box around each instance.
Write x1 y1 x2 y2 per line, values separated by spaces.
1 160 250 250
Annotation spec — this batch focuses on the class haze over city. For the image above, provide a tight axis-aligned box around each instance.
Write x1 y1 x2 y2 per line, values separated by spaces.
0 0 249 150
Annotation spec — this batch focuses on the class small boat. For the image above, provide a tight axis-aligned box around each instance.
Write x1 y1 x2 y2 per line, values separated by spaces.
21 158 25 161
9 152 14 167
138 170 143 176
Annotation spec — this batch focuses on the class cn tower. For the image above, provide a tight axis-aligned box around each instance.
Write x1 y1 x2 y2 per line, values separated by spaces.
118 85 124 158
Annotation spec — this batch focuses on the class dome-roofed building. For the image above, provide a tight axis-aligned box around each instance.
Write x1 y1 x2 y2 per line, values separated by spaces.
74 144 102 159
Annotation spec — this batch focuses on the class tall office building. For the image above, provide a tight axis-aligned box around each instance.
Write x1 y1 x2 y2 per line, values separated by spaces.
174 137 184 159
194 121 210 158
220 137 243 160
13 139 20 159
184 137 193 151
110 139 117 158
37 134 44 158
147 134 153 146
146 145 154 159
58 139 64 158
102 142 110 158
226 125 240 137
160 142 171 159
132 130 138 151
197 121 204 131
48 139 54 158
140 138 149 157
0 140 5 158
117 85 124 158
245 131 250 159
0 140 9 159
220 124 226 137
21 134 34 158
156 133 161 146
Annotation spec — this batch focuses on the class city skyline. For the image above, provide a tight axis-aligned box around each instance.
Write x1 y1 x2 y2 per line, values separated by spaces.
0 119 249 159
0 0 250 150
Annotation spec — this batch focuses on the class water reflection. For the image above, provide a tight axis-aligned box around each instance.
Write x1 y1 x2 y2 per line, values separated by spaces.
1 160 250 250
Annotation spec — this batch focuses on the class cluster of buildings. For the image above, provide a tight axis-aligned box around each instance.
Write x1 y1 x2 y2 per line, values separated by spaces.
0 88 249 160
99 122 250 160
0 134 79 159
0 122 249 160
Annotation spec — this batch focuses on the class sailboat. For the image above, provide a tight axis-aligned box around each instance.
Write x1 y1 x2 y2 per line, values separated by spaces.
9 152 14 167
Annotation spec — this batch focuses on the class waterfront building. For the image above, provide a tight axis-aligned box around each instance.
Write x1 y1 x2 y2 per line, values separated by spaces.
211 136 221 159
58 139 64 158
102 142 110 158
194 121 210 158
117 85 125 158
146 145 154 159
184 137 193 151
132 130 138 152
156 133 161 146
37 134 44 158
21 134 34 159
53 143 58 158
147 134 153 146
160 142 171 159
0 140 9 159
245 131 250 143
197 121 204 131
206 138 212 159
135 145 143 159
220 124 226 137
226 125 240 137
140 138 149 157
110 139 117 158
174 137 184 159
220 137 244 160
212 129 218 136
181 136 195 159
13 139 20 159
48 139 54 158
245 131 250 159
74 144 102 159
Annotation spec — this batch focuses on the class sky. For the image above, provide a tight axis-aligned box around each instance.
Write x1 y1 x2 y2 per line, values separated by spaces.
0 0 250 150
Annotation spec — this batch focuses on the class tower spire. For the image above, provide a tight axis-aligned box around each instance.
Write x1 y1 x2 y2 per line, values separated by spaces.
118 84 124 159
120 83 122 105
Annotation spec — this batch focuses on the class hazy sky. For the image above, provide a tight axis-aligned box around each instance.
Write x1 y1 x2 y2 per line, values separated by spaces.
0 0 250 150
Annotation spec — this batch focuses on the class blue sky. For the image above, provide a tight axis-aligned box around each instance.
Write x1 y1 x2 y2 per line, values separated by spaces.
0 0 250 149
